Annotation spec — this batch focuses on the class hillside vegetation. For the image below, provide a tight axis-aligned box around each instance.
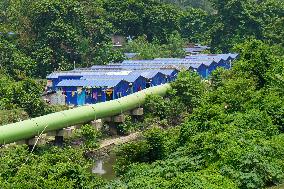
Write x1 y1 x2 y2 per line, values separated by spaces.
0 0 284 188
108 40 284 188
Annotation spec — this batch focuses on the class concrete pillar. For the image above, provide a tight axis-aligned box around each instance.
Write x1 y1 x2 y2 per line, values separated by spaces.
16 135 46 147
113 114 125 123
26 135 46 150
109 123 118 136
103 114 125 136
63 127 75 138
131 108 144 122
91 119 103 131
47 128 74 137
123 111 131 115
54 136 64 146
131 108 143 116
47 129 64 146
103 114 125 123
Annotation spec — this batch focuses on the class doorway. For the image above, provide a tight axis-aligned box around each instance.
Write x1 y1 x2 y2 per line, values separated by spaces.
106 89 113 101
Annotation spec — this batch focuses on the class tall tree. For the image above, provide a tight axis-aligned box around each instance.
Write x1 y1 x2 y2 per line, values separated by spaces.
210 0 284 52
103 0 182 43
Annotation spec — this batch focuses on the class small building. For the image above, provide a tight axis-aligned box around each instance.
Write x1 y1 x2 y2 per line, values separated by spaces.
82 73 148 94
138 71 167 87
56 79 130 106
193 64 208 78
122 75 148 93
124 53 139 59
206 61 219 75
158 69 179 82
183 44 210 55
112 35 126 48
46 73 82 91
186 54 238 70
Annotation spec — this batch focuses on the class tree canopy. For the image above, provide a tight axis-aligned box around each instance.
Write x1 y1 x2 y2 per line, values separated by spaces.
0 0 284 188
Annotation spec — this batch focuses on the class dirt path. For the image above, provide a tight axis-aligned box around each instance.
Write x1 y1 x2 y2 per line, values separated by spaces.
99 132 141 149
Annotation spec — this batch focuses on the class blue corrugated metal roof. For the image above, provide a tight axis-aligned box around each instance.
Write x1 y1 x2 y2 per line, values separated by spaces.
91 64 181 70
130 70 164 79
81 69 176 81
124 53 139 59
123 75 143 82
47 72 84 79
48 64 200 80
186 54 238 61
47 70 135 79
158 69 177 76
56 79 126 88
154 58 180 60
82 75 123 80
185 56 223 62
48 53 236 80
228 53 239 59
184 48 204 53
121 60 214 67
90 65 125 69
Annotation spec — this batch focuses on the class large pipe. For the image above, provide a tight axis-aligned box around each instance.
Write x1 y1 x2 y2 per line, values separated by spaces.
0 84 171 144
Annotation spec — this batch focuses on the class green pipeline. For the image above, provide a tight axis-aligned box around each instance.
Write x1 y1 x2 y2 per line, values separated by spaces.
0 84 172 145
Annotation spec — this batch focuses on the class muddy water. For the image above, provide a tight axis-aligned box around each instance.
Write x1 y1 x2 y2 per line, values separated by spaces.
92 152 117 180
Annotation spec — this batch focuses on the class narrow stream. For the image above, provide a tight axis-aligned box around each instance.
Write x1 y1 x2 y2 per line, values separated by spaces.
92 152 117 180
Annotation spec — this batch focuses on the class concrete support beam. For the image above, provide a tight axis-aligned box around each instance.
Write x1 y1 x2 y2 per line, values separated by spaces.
63 127 75 138
103 117 112 122
113 114 125 123
131 108 143 116
103 114 125 123
47 128 75 146
16 140 28 145
27 136 46 146
102 114 125 136
47 129 63 137
16 134 46 146
91 119 103 131
47 128 74 137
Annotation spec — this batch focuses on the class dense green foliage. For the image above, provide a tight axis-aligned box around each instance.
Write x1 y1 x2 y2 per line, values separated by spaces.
210 0 284 52
161 0 213 11
1 0 283 72
0 73 49 118
122 32 186 59
0 0 284 188
110 40 284 188
75 124 101 149
0 109 28 125
0 145 105 188
1 0 282 78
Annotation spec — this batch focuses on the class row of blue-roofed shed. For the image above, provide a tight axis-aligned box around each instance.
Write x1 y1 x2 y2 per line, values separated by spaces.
47 69 178 106
45 53 238 106
116 54 238 78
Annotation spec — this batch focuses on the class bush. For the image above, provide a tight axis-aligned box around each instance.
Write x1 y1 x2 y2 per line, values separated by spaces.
0 145 106 188
116 115 142 135
114 140 150 175
77 124 101 149
171 71 205 111
0 109 29 126
144 95 186 126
